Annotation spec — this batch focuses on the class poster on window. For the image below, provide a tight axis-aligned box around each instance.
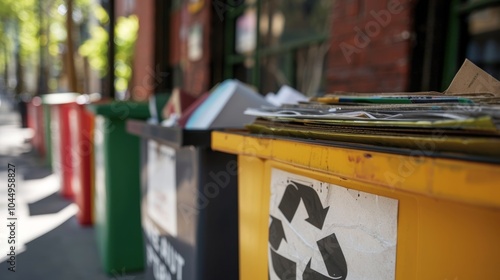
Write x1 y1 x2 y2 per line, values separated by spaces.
235 9 256 54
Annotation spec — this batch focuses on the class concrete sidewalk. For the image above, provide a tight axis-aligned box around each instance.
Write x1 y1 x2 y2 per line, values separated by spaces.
0 101 144 279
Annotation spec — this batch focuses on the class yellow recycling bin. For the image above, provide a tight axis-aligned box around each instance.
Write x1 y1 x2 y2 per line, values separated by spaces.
211 131 500 280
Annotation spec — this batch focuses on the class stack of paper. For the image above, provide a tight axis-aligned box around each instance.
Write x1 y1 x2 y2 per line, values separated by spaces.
244 60 500 159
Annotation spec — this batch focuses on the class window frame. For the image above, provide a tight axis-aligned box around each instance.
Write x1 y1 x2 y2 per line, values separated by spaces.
442 0 500 89
222 0 330 91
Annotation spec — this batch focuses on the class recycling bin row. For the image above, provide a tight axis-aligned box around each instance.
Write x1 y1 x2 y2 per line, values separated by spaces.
26 81 270 277
30 92 173 275
53 101 276 279
28 94 105 227
123 120 500 280
28 91 500 280
33 93 97 227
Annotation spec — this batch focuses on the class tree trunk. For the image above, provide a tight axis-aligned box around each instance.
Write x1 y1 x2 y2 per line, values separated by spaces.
14 21 24 96
2 41 9 95
66 0 78 92
37 0 48 95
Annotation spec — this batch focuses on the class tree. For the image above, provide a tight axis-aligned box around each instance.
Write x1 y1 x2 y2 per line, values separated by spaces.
79 5 138 96
66 0 78 92
0 0 39 96
0 0 91 96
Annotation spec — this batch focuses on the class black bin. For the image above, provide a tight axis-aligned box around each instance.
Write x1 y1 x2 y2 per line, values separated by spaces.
127 120 239 280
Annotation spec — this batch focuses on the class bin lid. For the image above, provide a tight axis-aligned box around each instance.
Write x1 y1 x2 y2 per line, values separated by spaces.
86 101 150 120
42 92 79 105
126 120 212 148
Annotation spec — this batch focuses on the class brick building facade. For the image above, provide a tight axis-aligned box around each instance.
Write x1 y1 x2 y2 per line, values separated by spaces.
327 0 414 93
124 0 498 99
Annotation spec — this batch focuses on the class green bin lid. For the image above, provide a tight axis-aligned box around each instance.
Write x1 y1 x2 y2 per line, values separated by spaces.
86 101 151 120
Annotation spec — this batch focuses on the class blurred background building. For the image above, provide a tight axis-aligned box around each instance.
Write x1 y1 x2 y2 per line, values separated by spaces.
1 0 499 102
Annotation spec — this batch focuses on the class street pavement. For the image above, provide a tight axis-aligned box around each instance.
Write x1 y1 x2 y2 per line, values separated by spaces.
0 96 144 280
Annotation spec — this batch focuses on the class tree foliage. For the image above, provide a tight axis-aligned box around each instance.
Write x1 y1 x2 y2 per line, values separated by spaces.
1 0 136 96
0 0 39 93
79 5 138 93
0 0 92 94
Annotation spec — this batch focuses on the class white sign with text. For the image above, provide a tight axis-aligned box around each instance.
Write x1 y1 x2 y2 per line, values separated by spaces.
148 140 177 237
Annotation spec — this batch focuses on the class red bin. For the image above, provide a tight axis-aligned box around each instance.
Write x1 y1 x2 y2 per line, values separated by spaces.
42 93 79 199
72 93 101 225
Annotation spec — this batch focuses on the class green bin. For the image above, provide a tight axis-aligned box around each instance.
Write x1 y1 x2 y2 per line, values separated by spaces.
87 101 151 274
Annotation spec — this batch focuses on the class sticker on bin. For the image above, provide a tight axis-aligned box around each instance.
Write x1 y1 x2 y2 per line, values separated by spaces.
268 168 398 280
148 141 177 237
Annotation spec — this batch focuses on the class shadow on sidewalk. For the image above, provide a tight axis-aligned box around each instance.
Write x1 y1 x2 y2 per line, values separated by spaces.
0 216 145 280
28 193 73 216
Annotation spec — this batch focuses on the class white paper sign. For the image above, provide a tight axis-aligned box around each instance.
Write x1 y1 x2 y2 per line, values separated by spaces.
93 116 106 220
147 141 177 237
268 168 398 280
188 23 203 61
235 9 256 54
50 106 61 179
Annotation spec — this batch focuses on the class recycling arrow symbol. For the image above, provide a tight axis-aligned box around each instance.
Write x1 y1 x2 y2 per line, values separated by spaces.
269 216 286 251
270 248 296 280
278 181 330 229
313 233 348 280
270 181 348 280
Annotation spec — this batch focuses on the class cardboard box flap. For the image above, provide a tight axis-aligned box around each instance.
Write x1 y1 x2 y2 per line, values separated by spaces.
445 59 500 96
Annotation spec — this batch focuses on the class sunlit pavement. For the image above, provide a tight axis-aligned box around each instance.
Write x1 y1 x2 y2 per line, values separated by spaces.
0 99 144 279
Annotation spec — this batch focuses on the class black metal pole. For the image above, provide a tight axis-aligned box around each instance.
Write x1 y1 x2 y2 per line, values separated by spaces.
108 0 115 99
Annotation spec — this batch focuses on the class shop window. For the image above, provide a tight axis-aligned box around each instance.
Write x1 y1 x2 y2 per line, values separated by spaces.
443 0 500 88
466 5 500 78
223 0 332 96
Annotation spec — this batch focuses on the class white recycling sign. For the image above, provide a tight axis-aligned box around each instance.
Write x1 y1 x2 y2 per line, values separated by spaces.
268 168 398 280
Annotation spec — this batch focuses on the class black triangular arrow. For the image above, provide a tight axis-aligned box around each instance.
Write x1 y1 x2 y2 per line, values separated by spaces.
317 233 347 279
269 215 287 250
303 259 337 280
295 182 330 230
278 182 329 229
270 249 296 280
278 183 301 223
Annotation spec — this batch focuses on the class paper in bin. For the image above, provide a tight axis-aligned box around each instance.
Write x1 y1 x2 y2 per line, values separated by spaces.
185 79 272 129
